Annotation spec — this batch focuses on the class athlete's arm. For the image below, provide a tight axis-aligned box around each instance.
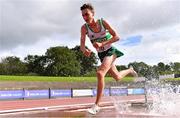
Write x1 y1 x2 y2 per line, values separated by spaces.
102 20 119 46
93 20 119 49
80 25 92 57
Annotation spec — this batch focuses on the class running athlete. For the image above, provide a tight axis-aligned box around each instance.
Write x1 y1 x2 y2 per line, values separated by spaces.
80 3 138 114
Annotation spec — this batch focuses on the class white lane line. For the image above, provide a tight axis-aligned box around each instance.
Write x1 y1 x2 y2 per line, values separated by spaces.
67 106 115 112
117 112 168 117
0 101 111 115
0 98 146 115
0 110 46 116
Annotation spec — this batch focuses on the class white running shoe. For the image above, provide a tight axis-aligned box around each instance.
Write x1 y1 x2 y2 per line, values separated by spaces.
130 65 138 77
87 104 100 115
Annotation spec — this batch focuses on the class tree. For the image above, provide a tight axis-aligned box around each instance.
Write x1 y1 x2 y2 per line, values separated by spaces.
128 61 159 80
128 62 149 77
0 56 27 75
170 62 180 74
0 63 6 75
157 62 166 75
165 64 172 74
71 46 98 75
24 55 47 75
45 46 81 76
116 65 127 71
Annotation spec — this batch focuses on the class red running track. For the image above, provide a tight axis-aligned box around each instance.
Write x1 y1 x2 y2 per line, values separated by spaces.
0 95 171 118
0 95 145 111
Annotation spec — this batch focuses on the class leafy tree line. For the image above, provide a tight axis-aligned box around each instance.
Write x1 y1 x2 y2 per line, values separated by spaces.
0 46 179 77
0 46 97 76
127 62 180 79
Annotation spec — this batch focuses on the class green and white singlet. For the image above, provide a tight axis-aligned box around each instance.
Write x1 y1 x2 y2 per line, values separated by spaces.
85 18 124 62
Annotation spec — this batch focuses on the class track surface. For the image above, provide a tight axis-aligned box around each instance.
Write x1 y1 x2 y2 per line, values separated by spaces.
0 95 173 118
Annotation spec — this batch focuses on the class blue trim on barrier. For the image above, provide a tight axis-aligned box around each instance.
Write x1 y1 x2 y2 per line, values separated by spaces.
93 88 110 96
128 88 145 95
24 90 49 99
0 87 147 100
0 90 24 99
110 88 128 96
50 89 71 97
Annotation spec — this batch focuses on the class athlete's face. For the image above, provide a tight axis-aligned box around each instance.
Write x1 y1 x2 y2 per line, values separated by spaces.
81 9 94 23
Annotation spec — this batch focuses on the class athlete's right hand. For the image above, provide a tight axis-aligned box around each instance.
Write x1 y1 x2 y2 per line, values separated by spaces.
83 49 92 57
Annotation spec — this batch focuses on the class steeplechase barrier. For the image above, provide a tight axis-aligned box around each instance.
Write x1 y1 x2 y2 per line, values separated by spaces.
0 87 145 100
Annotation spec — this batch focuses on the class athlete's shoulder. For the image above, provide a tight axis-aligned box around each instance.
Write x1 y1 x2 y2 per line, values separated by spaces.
81 24 87 34
99 18 108 29
100 18 107 24
81 23 86 29
101 18 111 29
99 18 106 22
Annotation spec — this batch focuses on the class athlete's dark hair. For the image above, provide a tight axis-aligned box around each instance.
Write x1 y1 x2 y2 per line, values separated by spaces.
80 3 94 12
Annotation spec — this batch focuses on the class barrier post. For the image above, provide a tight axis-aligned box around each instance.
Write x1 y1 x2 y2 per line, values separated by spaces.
71 88 73 98
49 88 51 99
23 88 25 100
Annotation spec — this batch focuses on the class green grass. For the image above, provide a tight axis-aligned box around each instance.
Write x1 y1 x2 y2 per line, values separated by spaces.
0 75 134 83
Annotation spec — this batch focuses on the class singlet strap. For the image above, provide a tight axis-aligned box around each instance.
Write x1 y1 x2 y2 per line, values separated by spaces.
84 24 89 34
99 18 106 31
85 18 105 33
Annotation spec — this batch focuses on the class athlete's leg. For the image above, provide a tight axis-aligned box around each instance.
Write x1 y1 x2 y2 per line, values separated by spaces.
95 54 116 106
108 64 138 81
108 63 122 81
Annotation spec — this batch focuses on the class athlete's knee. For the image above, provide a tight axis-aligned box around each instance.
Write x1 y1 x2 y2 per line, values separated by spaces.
113 73 123 81
116 75 123 81
96 70 106 78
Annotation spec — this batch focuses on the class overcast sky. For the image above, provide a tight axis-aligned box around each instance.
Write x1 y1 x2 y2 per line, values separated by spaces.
0 0 180 65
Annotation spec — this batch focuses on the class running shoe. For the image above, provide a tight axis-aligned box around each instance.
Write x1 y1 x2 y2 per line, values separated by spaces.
87 104 100 115
130 65 138 77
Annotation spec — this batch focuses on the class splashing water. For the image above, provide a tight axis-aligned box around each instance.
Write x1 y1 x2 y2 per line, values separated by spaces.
112 96 130 114
112 78 180 117
146 80 180 116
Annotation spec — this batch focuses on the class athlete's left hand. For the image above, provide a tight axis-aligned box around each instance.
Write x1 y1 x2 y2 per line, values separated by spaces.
93 42 103 49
